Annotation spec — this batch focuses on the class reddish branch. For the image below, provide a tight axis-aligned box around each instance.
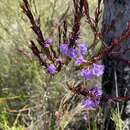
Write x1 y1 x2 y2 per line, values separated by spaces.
68 85 130 103
84 0 103 50
69 0 84 47
21 0 55 68
89 22 130 66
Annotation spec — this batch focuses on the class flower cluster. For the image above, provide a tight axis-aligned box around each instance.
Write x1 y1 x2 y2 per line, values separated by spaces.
47 42 88 74
80 63 104 80
60 42 87 60
60 43 78 58
47 41 104 79
82 87 102 109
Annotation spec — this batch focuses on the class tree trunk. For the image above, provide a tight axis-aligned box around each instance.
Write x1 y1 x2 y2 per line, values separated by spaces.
102 0 130 129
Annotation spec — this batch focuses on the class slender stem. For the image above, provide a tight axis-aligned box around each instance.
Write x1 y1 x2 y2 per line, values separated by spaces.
114 66 122 130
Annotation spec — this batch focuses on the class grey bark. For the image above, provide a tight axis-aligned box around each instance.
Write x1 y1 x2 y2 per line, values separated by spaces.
102 0 130 130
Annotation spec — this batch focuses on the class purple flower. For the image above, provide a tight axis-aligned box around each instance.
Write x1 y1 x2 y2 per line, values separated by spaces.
82 87 102 109
80 68 93 80
60 44 68 54
75 56 86 65
92 63 104 76
78 43 88 55
89 87 102 98
44 38 53 48
47 64 56 74
82 99 96 109
80 64 104 80
60 44 78 59
66 48 78 59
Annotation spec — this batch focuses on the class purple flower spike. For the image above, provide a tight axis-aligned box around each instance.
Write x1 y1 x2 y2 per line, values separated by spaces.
44 38 53 48
80 69 93 80
75 56 86 65
47 64 56 74
92 63 104 76
78 43 88 55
